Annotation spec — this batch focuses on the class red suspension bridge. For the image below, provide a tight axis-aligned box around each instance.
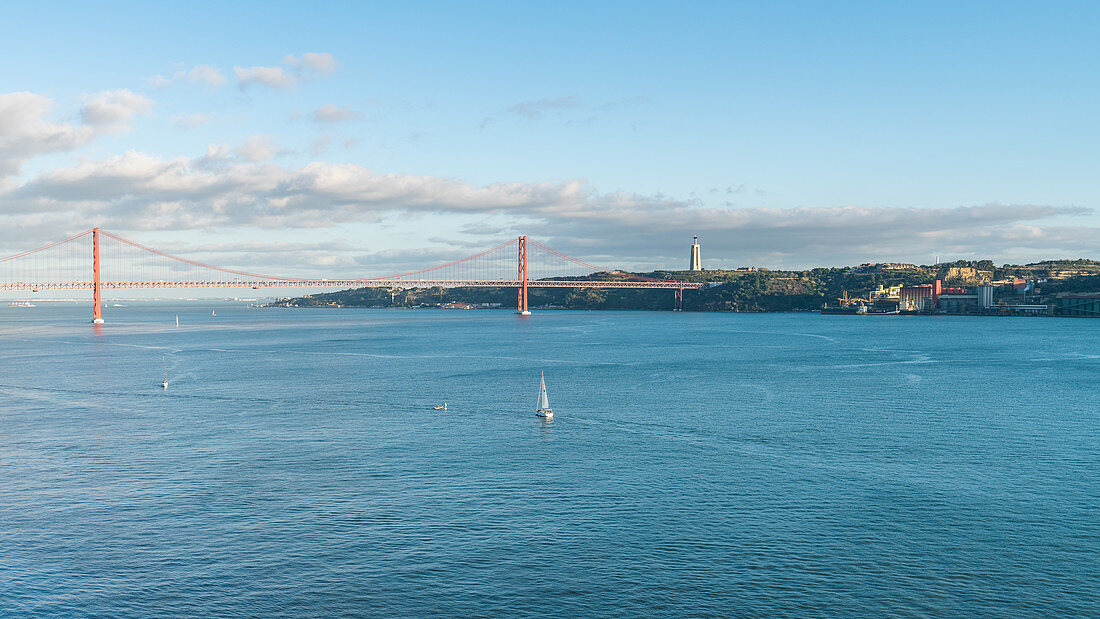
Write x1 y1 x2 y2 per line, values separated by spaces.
0 228 699 323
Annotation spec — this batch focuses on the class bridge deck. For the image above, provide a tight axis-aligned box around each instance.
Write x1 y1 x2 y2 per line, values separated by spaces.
1 279 701 291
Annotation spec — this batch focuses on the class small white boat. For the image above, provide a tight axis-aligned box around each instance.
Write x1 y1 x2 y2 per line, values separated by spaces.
535 372 552 418
160 356 168 389
175 315 179 327
211 309 216 317
518 310 531 316
433 402 448 411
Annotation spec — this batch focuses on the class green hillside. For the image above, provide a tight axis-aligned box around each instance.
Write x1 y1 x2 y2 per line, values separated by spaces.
268 260 1100 312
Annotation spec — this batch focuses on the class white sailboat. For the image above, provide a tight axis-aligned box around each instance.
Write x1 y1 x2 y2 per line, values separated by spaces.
160 356 169 389
535 372 552 418
175 315 179 327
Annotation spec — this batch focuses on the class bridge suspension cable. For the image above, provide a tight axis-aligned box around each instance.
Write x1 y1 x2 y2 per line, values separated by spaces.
0 228 699 322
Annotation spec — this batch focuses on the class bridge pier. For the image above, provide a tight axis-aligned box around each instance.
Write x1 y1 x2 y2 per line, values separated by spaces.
92 227 104 324
517 235 530 315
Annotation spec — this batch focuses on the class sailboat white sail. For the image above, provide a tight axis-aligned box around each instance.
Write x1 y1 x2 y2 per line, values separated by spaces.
175 315 179 327
536 372 552 418
160 356 168 389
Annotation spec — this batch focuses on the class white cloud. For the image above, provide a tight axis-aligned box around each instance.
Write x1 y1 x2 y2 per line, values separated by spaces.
196 143 232 166
0 90 153 177
235 52 338 90
147 74 176 89
234 65 296 90
234 135 282 162
147 56 332 92
147 64 226 89
80 89 154 131
312 104 362 122
0 92 88 176
284 52 337 76
5 148 587 227
187 65 226 88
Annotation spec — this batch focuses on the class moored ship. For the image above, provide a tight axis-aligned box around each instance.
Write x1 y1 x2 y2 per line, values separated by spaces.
821 291 900 315
820 305 900 315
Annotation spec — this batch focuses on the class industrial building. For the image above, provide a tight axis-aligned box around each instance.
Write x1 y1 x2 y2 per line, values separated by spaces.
899 285 934 311
937 292 980 314
826 275 1057 316
976 285 994 309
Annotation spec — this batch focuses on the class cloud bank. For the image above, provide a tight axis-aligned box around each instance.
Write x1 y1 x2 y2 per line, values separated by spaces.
2 140 1094 270
0 82 1094 273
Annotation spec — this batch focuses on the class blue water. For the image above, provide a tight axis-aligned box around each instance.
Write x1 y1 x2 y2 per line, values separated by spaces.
1 305 1097 616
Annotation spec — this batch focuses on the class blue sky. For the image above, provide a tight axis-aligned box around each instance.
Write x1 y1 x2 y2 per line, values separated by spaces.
1 1 1098 274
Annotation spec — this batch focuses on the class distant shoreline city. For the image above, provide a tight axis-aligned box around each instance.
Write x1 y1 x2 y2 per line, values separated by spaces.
270 244 1100 317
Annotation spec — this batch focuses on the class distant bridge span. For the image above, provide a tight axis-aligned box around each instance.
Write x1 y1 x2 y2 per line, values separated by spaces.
0 228 699 323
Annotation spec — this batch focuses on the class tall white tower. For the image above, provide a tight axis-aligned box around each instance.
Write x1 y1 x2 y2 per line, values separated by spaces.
689 235 701 271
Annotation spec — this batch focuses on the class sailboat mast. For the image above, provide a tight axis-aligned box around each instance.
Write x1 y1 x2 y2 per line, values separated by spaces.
538 372 550 410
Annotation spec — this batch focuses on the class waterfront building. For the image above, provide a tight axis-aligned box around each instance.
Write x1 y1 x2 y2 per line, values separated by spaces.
937 292 979 314
689 235 701 271
1007 304 1050 316
871 284 903 299
976 285 995 309
899 285 934 311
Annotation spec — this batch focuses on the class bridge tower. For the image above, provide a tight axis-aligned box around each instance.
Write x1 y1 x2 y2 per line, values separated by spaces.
674 285 683 311
92 227 104 324
517 235 529 315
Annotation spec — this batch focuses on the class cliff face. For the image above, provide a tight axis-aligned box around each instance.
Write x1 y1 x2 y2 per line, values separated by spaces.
940 266 991 283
